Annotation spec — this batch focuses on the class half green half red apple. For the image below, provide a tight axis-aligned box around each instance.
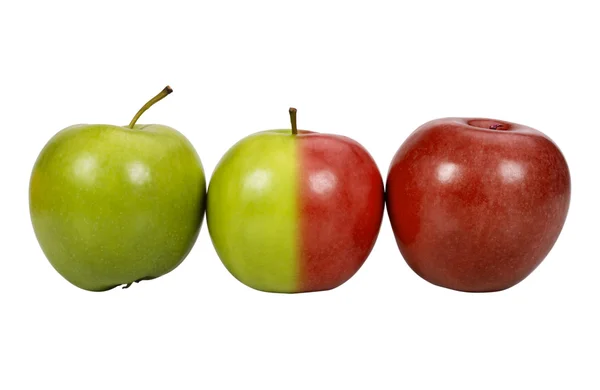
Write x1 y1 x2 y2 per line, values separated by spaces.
207 108 385 293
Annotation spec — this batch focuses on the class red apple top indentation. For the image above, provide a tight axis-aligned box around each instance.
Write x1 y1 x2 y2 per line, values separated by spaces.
467 119 512 131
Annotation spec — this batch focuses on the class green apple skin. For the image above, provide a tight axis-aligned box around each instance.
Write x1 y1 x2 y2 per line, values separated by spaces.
207 131 298 292
29 123 206 291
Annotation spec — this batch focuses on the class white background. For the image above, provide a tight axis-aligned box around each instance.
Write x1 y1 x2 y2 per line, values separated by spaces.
1 0 598 388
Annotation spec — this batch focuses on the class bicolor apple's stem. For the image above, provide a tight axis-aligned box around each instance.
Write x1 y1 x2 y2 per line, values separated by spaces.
128 86 173 129
289 107 298 135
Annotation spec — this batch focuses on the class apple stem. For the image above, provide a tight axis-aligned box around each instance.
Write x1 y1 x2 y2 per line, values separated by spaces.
128 86 173 129
122 283 133 289
289 107 298 135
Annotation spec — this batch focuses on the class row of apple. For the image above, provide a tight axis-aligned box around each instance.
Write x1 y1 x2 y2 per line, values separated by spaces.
29 86 571 293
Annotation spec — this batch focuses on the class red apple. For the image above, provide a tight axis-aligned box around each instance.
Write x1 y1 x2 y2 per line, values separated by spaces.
386 118 571 292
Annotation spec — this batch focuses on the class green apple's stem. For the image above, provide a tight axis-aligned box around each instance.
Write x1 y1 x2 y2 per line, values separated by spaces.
128 86 173 129
122 283 133 289
289 107 298 135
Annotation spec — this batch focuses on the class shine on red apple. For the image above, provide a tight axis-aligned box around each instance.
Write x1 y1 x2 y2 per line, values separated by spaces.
386 118 571 292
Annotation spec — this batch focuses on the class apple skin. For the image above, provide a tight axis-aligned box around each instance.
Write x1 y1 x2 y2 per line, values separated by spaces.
386 118 570 292
207 130 384 293
29 123 206 291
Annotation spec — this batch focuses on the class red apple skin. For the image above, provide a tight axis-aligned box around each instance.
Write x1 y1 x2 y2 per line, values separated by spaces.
386 118 571 292
298 133 385 292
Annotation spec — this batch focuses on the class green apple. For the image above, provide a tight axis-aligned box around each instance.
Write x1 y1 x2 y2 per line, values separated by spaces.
29 86 206 292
